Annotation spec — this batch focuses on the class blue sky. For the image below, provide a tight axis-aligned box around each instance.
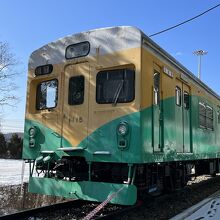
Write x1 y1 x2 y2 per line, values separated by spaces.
0 0 220 133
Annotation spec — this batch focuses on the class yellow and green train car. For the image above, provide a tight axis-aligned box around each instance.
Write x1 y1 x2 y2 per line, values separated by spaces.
23 26 220 205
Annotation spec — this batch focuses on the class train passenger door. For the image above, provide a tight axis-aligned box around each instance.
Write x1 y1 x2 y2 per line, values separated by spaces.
175 80 183 152
153 70 162 152
61 63 90 148
175 79 191 153
183 84 191 153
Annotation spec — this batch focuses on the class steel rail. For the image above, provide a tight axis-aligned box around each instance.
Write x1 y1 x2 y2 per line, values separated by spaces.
0 198 143 220
0 199 84 220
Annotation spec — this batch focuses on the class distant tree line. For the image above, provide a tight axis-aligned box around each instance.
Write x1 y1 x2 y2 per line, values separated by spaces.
0 132 23 159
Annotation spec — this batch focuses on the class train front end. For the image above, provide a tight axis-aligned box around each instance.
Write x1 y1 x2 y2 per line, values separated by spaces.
22 26 142 205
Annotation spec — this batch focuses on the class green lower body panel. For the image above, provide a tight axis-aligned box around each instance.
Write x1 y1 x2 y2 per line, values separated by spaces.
29 177 137 205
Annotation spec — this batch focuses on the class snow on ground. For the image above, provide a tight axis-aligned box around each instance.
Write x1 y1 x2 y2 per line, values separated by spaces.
0 159 29 186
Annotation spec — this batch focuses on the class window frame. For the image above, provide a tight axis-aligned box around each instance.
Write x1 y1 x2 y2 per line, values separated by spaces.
153 71 160 105
96 68 135 104
183 91 190 110
199 102 206 129
198 101 214 131
36 79 58 110
65 41 90 60
175 86 181 106
218 112 220 124
217 106 220 124
68 75 85 105
206 105 214 131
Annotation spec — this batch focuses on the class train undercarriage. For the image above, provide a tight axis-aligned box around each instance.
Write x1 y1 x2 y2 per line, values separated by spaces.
32 156 220 198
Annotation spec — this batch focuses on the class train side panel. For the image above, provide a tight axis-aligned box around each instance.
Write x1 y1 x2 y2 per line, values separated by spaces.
141 45 220 163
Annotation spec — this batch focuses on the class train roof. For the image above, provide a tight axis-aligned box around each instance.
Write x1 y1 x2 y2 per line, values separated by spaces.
29 26 220 101
29 26 141 69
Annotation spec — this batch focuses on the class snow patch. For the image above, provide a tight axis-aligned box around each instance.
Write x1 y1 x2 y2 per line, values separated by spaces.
0 159 29 186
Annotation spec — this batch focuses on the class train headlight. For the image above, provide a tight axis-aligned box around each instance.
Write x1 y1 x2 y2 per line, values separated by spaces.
29 126 38 148
29 127 37 138
117 122 129 136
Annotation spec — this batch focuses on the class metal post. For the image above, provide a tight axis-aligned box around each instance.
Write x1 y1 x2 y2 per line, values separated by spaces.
31 160 35 177
193 50 208 80
126 164 133 184
131 165 137 185
88 162 91 181
198 55 201 79
29 160 32 177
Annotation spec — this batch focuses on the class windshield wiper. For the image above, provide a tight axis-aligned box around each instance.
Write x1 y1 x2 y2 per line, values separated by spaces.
112 80 124 106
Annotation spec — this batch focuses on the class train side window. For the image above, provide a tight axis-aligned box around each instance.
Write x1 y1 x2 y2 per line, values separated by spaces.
36 79 58 110
184 91 189 109
175 87 181 106
153 72 160 105
199 102 206 128
218 106 220 123
96 69 135 104
218 112 220 124
206 105 214 130
68 75 84 105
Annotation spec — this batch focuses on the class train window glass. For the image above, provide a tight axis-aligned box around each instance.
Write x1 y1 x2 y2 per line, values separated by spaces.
218 112 220 124
68 75 84 105
206 105 214 130
175 87 181 106
36 79 58 110
96 69 135 104
153 72 160 105
218 106 220 124
184 91 189 109
65 41 90 59
199 102 206 128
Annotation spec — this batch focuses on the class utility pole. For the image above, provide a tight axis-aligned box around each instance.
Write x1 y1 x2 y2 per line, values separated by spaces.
193 50 208 80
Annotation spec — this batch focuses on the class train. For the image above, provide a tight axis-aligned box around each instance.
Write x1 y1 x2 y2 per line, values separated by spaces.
23 26 220 205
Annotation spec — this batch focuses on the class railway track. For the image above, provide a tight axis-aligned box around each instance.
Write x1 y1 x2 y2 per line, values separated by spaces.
114 175 220 220
1 175 220 220
0 199 142 220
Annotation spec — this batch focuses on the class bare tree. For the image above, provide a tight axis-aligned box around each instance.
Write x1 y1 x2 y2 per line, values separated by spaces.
0 41 19 107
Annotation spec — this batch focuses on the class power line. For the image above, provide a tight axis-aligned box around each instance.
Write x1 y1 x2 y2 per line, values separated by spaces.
149 3 220 37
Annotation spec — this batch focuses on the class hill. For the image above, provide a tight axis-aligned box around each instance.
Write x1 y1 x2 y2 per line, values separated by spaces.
3 132 23 141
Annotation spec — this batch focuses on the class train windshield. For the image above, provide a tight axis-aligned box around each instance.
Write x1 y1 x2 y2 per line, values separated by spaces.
96 69 135 104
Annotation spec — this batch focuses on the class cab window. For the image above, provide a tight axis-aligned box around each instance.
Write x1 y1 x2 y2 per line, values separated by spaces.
68 75 84 105
36 79 58 110
96 69 135 104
